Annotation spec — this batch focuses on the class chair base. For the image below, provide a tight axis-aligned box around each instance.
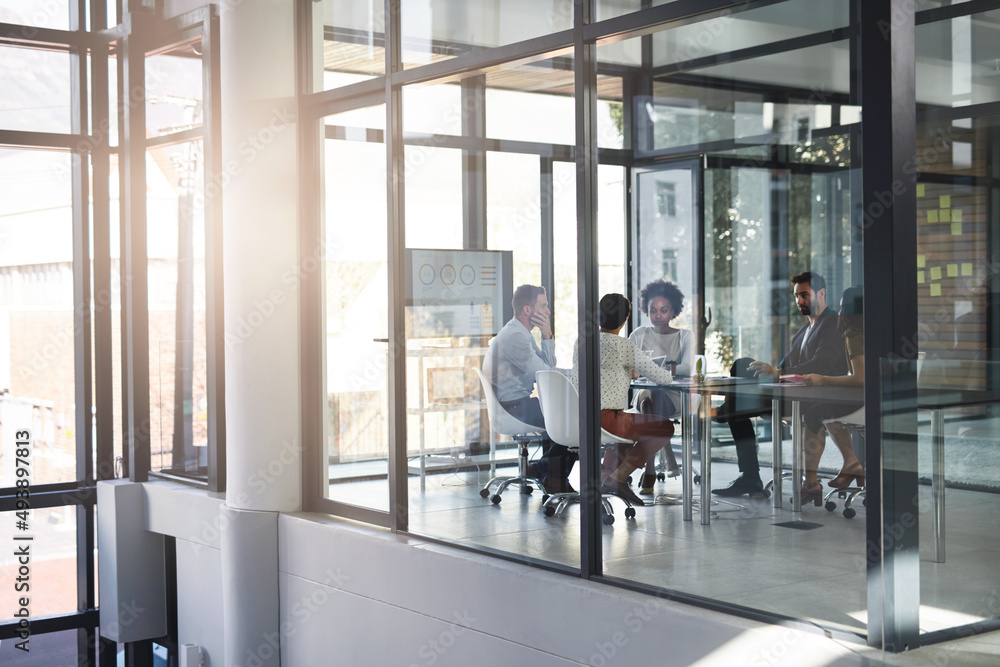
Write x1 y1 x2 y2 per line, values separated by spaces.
540 490 637 525
479 440 544 505
823 485 866 519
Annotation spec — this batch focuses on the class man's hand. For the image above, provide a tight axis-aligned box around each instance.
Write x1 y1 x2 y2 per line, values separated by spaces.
801 374 824 386
748 360 778 379
531 312 553 339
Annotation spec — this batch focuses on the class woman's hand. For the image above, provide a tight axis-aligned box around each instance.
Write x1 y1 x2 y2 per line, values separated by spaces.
801 374 824 386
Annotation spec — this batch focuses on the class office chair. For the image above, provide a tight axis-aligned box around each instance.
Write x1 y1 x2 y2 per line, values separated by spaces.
535 370 636 525
474 368 547 505
822 406 866 519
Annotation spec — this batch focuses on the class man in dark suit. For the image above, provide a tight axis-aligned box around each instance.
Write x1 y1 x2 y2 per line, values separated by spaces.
712 271 850 497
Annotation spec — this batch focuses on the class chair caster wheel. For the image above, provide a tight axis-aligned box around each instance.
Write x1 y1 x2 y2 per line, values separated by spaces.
543 505 555 517
522 485 533 495
825 501 837 512
656 473 665 482
490 494 502 505
862 497 867 507
843 507 856 519
693 475 701 484
479 489 490 499
541 494 550 503
602 514 615 525
624 507 636 520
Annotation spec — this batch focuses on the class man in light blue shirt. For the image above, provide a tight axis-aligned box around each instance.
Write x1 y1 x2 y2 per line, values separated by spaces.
483 285 576 493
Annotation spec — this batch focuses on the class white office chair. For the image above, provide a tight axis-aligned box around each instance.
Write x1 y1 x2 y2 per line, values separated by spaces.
535 370 636 525
822 406 866 519
475 368 547 504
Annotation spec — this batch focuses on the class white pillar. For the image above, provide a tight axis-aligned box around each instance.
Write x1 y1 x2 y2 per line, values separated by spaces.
221 0 301 513
220 2 299 665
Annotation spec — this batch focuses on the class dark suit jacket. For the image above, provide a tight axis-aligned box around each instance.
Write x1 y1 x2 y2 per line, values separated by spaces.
779 307 849 377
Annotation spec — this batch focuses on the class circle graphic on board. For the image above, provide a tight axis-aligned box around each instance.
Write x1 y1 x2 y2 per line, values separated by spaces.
459 264 475 285
418 264 435 285
440 264 456 285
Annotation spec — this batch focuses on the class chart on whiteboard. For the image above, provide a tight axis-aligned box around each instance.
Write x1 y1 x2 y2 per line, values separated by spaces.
406 248 511 338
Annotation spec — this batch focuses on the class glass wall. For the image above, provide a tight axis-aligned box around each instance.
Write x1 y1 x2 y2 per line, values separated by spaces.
398 60 581 567
322 105 390 512
147 140 208 478
306 0 1000 650
0 149 76 486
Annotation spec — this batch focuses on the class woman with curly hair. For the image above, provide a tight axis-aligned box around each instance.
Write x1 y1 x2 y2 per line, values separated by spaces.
627 279 694 493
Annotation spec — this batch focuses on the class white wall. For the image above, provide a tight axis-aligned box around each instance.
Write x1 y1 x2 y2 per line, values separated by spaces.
124 481 877 667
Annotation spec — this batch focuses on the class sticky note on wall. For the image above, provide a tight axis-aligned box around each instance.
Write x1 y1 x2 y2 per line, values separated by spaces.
947 264 958 277
930 266 942 280
917 183 926 197
928 210 939 223
930 283 942 297
962 263 973 276
940 195 951 208
941 209 951 222
952 222 962 235
953 209 962 222
918 271 925 284
917 255 926 268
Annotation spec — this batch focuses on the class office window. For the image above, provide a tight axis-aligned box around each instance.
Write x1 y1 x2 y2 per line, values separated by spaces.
146 141 209 478
0 149 76 485
322 105 390 512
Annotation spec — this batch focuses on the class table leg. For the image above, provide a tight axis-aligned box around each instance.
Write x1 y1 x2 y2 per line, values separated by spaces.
791 401 802 512
932 409 946 563
771 398 782 509
682 392 693 522
701 390 712 526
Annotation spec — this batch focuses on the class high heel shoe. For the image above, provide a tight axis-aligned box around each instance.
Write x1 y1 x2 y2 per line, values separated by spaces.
828 463 865 489
666 466 681 479
798 482 823 507
638 472 656 495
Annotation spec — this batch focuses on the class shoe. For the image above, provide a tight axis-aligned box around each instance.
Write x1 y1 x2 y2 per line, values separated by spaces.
542 476 576 495
638 472 656 495
799 482 823 507
711 473 765 497
601 480 645 507
828 464 865 489
666 466 681 479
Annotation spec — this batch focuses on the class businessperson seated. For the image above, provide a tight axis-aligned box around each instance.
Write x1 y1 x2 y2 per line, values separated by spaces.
483 284 578 494
798 286 866 506
628 279 694 493
573 293 674 507
712 271 849 498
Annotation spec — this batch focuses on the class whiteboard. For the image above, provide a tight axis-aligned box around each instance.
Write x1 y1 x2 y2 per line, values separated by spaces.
405 248 513 338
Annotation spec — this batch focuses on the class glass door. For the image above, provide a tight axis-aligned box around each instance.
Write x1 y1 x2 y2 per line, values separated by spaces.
631 158 704 353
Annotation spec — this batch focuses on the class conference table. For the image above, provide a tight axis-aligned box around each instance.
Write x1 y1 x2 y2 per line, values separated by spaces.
632 376 863 525
633 374 999 563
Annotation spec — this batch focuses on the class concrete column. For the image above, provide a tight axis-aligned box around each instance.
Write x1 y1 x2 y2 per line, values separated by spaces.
220 1 299 665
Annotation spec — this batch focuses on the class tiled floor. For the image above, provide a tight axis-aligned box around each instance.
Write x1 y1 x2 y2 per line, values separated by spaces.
331 451 1000 651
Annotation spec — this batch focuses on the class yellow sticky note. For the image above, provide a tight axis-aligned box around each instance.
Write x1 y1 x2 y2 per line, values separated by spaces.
940 195 951 208
917 271 925 284
953 209 963 222
952 222 962 236
947 264 958 277
930 283 942 297
917 255 926 268
962 263 973 276
917 183 926 197
928 210 939 223
930 266 942 280
940 209 951 222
